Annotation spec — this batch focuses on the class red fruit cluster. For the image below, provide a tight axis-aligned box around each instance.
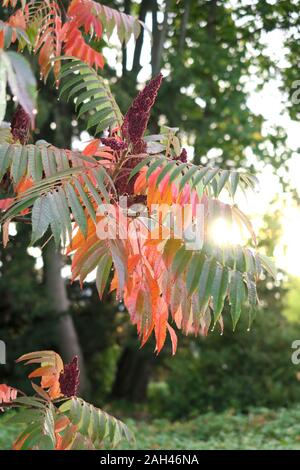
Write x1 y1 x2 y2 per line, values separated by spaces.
101 137 128 152
174 148 188 163
121 73 163 153
11 105 31 144
59 356 80 397
115 156 143 196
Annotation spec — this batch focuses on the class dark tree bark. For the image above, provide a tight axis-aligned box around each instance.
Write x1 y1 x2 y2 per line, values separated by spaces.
111 342 156 402
122 0 131 76
132 0 152 74
152 0 171 76
43 239 90 396
151 0 160 75
194 0 217 164
179 0 191 53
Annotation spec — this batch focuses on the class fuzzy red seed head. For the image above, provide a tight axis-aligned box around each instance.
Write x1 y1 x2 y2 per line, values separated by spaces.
121 73 163 151
11 105 31 145
59 356 80 397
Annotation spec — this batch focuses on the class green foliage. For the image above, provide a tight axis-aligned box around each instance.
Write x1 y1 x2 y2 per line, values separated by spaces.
0 141 115 244
59 59 123 134
0 349 133 450
59 396 134 448
88 346 121 404
3 406 300 450
134 153 258 198
122 407 300 450
283 277 300 324
149 311 300 419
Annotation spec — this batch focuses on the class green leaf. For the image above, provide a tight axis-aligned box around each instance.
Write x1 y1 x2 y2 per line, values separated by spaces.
87 106 112 130
31 196 50 244
41 146 57 177
229 271 246 329
0 143 11 180
246 273 258 327
212 265 229 324
186 254 204 296
156 161 176 187
258 253 277 279
58 399 72 413
77 241 105 283
128 155 154 180
59 59 122 131
43 405 56 448
70 397 83 425
28 145 43 181
95 116 116 134
171 245 193 278
82 173 103 207
73 179 96 223
54 148 70 172
179 166 199 191
230 171 240 197
56 187 73 242
217 170 230 194
47 192 63 246
10 145 22 184
146 158 165 180
65 182 87 237
198 258 216 312
202 167 220 187
96 254 112 298
0 55 7 124
67 397 132 447
192 166 210 187
80 402 92 437
77 97 109 118
92 167 110 203
169 162 186 183
93 410 107 443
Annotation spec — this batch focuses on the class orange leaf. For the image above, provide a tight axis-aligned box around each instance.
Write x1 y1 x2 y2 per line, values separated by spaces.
166 323 177 355
16 351 64 399
82 139 100 156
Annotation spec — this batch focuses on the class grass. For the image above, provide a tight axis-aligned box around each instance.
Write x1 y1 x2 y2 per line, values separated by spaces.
1 406 300 450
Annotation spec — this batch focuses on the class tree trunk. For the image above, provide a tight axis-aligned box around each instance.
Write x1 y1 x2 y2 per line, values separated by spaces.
132 0 151 74
152 0 171 76
111 342 156 402
179 0 191 53
43 239 90 396
122 0 131 76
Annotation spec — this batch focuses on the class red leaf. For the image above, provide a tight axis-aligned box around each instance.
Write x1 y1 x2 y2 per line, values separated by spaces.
166 323 178 355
